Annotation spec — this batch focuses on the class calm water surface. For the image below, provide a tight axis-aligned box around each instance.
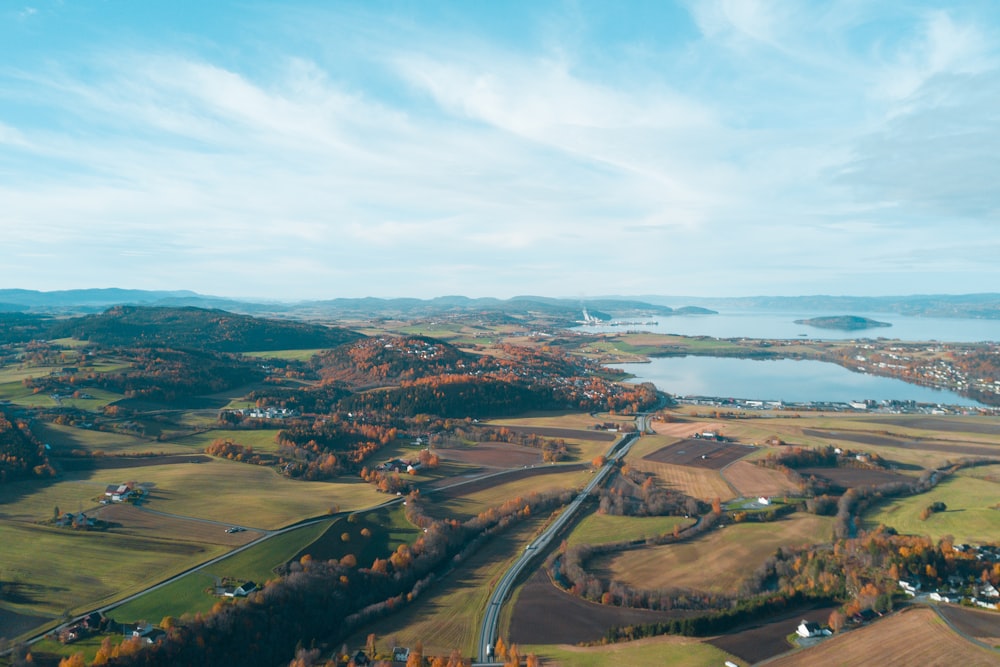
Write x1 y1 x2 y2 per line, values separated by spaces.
578 311 1000 343
611 356 985 407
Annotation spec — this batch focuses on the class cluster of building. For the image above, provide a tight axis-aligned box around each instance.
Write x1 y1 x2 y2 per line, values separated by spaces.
55 612 105 644
677 395 992 415
899 544 1000 610
231 406 299 420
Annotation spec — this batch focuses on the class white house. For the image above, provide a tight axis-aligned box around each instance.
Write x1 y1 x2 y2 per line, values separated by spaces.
796 620 828 638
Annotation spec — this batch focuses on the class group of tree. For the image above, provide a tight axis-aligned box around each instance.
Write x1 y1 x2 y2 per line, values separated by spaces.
597 466 702 517
0 411 52 483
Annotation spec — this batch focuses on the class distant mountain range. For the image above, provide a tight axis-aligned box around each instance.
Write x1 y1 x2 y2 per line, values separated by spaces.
0 290 701 321
634 294 1000 319
0 289 997 319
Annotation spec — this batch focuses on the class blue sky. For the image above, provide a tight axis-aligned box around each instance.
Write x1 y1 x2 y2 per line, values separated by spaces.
2 0 998 300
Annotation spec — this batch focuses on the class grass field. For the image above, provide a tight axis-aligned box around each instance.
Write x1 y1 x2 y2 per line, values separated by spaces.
862 475 1000 544
0 522 226 621
520 636 745 667
593 513 834 593
244 348 327 361
765 607 999 667
292 504 420 568
167 427 286 454
33 422 176 454
425 468 592 522
723 460 801 497
565 510 694 547
630 459 736 501
0 459 386 528
111 520 333 624
343 516 550 658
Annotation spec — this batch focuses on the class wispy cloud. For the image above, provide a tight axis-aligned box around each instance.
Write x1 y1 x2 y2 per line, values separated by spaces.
0 1 997 298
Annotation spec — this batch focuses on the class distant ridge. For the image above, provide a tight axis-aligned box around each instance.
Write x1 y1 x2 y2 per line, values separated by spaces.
2 289 997 319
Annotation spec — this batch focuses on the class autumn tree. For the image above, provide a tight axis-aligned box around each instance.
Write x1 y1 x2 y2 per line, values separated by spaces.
406 641 423 667
828 610 847 634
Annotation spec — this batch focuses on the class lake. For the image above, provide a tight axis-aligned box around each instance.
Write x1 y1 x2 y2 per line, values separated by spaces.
611 356 985 407
576 311 1000 343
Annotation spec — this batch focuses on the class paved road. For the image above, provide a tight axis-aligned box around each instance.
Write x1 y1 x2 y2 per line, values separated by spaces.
476 427 642 663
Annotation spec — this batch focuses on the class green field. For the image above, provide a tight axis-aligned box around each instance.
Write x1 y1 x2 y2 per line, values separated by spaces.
244 348 327 361
0 522 225 620
566 510 695 547
521 637 745 667
863 474 1000 544
168 428 286 454
111 520 333 624
291 504 420 569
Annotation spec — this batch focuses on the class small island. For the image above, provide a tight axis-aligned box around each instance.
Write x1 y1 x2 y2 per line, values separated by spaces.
793 315 892 331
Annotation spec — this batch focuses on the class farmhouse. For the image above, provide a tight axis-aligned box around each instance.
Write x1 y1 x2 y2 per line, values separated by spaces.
796 619 829 638
898 579 921 596
104 483 134 502
221 581 258 598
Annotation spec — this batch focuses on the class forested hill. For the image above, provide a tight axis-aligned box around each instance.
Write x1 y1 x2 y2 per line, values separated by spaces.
44 306 363 353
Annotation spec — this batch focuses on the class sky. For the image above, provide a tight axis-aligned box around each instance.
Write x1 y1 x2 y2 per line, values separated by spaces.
2 0 999 301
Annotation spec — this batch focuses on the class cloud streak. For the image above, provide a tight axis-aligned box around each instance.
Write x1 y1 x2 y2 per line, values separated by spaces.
0 1 997 298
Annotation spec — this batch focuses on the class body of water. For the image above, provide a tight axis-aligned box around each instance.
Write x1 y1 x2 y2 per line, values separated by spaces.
611 356 985 407
577 311 1000 343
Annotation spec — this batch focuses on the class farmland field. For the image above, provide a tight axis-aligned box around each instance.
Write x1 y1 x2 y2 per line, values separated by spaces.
425 465 590 521
643 438 756 470
764 607 1000 667
629 459 736 501
509 570 692 645
565 510 694 547
938 604 1000 646
723 460 801 497
111 520 332 624
592 513 834 593
520 635 744 667
0 522 225 620
862 475 1000 544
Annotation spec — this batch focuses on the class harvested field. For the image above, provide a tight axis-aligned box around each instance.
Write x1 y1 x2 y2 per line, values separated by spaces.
707 604 838 664
764 607 1000 667
431 464 587 500
644 439 756 470
650 420 725 439
0 607 51 641
796 466 907 488
858 416 1000 436
482 424 617 442
96 504 261 545
630 460 735 501
938 604 1000 646
593 514 834 593
523 635 743 667
55 454 212 471
510 570 694 645
803 428 1000 458
435 442 542 469
723 461 801 497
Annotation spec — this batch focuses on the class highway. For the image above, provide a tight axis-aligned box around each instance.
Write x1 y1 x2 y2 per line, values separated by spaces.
476 424 643 663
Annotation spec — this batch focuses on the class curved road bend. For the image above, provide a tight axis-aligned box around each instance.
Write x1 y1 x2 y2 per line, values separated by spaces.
477 427 642 663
